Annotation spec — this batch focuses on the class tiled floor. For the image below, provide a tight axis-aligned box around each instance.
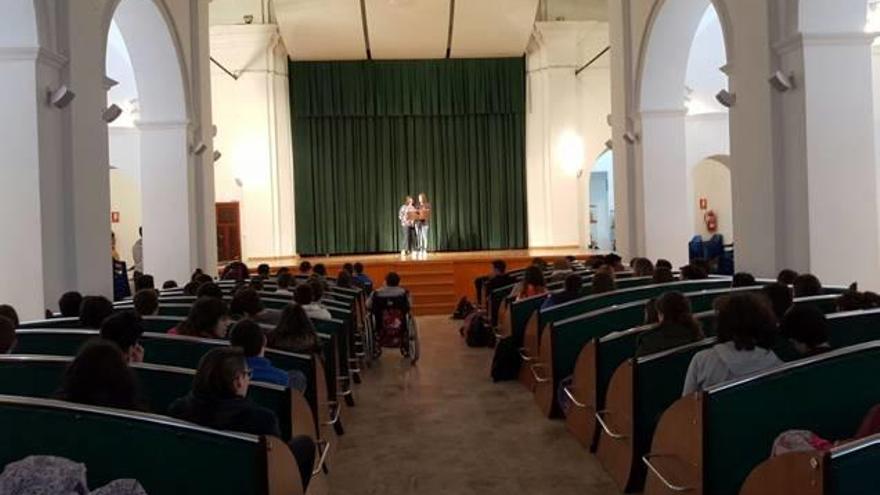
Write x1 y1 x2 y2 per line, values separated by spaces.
329 316 621 494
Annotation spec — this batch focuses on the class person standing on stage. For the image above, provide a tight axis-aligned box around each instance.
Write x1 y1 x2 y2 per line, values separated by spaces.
415 193 431 257
398 196 417 257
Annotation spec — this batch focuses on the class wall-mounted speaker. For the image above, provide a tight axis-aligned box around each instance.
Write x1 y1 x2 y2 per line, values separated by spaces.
102 104 123 123
769 71 795 92
715 89 736 108
48 85 75 108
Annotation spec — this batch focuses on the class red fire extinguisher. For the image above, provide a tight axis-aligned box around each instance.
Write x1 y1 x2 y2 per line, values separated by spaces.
704 210 718 233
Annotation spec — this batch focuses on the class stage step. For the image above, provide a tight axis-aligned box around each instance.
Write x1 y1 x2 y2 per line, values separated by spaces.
395 264 458 316
412 301 457 316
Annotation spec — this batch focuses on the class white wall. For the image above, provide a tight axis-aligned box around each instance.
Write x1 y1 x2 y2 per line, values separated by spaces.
691 158 733 241
211 24 296 260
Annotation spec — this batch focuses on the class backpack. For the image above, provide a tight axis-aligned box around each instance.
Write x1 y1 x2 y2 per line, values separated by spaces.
452 297 475 320
462 310 494 348
491 336 522 382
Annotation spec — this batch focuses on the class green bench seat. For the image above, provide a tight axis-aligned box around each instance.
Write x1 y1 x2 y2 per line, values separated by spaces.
644 341 880 495
0 394 305 494
0 355 314 443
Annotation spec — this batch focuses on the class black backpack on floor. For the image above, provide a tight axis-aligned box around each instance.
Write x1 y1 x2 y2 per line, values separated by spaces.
491 336 521 382
461 311 494 348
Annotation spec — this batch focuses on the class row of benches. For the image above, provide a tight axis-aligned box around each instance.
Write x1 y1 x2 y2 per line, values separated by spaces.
1 279 373 494
486 271 880 494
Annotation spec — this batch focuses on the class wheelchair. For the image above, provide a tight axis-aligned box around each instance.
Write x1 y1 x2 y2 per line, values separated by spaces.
368 292 419 364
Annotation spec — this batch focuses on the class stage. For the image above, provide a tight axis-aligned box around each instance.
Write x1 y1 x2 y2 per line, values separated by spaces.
247 248 603 315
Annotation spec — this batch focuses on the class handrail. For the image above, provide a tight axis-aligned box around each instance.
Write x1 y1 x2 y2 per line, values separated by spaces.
529 363 550 383
562 385 588 409
595 410 627 439
642 454 693 492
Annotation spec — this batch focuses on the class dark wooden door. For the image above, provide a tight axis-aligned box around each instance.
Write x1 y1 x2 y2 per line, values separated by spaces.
216 202 242 263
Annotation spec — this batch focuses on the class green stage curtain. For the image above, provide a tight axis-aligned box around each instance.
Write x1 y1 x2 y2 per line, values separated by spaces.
290 58 527 255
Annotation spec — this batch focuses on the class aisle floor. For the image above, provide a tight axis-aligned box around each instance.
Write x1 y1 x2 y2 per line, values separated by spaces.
329 316 621 494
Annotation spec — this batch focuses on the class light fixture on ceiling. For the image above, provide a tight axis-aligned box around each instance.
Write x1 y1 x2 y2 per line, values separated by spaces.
243 15 254 24
715 89 736 108
234 177 243 188
48 85 75 108
604 139 613 151
623 132 639 144
769 71 795 92
102 104 123 123
213 150 222 163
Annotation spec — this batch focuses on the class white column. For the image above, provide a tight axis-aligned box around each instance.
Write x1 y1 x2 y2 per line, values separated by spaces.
526 22 590 248
776 8 880 287
210 24 295 260
137 121 197 285
637 109 691 266
0 53 50 318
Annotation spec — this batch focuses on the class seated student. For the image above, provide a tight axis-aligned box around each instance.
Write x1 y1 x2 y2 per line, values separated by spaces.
656 259 673 271
680 264 709 280
777 269 799 286
636 291 704 357
100 310 145 363
182 281 200 296
194 273 214 287
336 270 354 289
169 297 230 339
275 266 291 279
541 273 583 310
58 291 83 318
220 261 249 282
0 305 19 332
836 284 866 312
633 257 655 277
0 316 16 353
476 259 515 306
196 281 224 300
249 277 265 292
548 259 573 283
683 293 782 395
652 266 676 284
133 274 155 292
793 273 823 298
229 319 307 392
132 289 159 317
230 288 279 325
56 340 144 410
256 263 271 280
162 280 178 289
511 265 547 301
863 291 880 308
342 262 354 275
780 305 831 357
591 268 617 295
352 262 373 288
308 264 329 293
732 272 757 288
0 456 148 494
276 273 294 296
368 272 413 309
605 253 626 272
298 260 312 277
79 296 114 329
293 283 332 321
762 282 794 320
269 304 320 354
168 347 315 490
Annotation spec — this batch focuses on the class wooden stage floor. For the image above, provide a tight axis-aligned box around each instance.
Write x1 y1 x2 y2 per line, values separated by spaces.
247 248 603 315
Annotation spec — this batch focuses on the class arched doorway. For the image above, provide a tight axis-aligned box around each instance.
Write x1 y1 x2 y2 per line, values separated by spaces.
589 150 615 251
636 0 732 265
103 0 195 285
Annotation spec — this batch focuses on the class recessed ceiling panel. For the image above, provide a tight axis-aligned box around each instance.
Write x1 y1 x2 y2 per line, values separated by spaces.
451 0 539 58
275 0 367 61
365 0 450 59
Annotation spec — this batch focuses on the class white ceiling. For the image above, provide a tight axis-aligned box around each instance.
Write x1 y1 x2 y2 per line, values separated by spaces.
271 0 540 61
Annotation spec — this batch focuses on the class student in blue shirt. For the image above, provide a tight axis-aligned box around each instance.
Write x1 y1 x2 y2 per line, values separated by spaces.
229 319 306 391
353 262 373 288
540 273 583 310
